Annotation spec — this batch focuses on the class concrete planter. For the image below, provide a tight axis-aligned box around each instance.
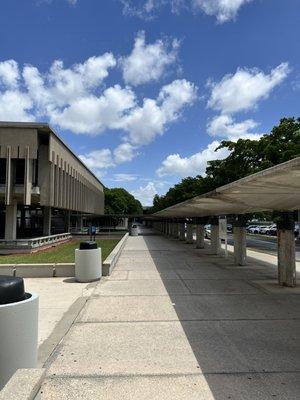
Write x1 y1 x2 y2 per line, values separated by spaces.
0 293 39 389
75 248 102 282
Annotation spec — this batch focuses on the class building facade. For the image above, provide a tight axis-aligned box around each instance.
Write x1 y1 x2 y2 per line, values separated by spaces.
0 122 104 239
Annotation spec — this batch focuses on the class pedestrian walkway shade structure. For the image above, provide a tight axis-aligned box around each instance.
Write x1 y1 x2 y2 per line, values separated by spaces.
155 157 300 217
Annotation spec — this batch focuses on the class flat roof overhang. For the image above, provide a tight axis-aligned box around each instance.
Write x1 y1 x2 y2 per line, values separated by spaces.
155 157 300 218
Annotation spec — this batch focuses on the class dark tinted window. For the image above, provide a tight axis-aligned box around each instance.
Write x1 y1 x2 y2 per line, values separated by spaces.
15 159 25 184
0 159 6 184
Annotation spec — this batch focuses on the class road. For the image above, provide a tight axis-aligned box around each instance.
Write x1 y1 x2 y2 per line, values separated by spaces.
226 233 300 261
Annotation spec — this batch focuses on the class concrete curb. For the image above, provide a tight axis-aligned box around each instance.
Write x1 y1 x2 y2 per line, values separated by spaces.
0 368 45 400
102 232 129 276
0 234 129 278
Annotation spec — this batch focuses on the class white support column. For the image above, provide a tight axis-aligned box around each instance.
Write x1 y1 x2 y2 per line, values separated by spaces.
233 226 247 266
277 215 296 287
24 146 32 206
210 219 220 254
196 224 205 249
5 202 17 240
43 206 52 236
186 223 194 244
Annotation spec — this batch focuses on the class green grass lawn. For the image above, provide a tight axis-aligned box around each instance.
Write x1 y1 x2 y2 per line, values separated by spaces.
0 239 119 264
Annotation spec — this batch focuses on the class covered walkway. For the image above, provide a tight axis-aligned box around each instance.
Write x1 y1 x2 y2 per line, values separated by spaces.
41 229 300 399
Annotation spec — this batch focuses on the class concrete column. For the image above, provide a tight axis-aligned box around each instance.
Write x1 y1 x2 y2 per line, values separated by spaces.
179 223 185 241
210 218 220 254
43 206 52 236
176 223 180 239
167 222 172 236
66 210 71 233
233 226 247 265
5 203 17 240
196 224 205 249
277 215 296 287
186 223 194 244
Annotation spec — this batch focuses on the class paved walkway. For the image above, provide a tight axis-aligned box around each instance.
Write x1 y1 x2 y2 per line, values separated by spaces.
41 230 300 399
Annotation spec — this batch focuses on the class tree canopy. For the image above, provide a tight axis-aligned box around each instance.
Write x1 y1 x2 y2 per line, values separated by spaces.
151 117 300 213
104 187 143 215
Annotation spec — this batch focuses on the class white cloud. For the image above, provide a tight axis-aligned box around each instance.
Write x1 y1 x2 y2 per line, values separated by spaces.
121 31 179 86
207 114 261 140
192 0 252 23
122 79 197 145
121 0 253 22
79 143 138 178
0 91 33 121
0 60 19 88
207 63 290 114
112 173 138 182
157 140 229 178
50 85 136 134
130 181 159 206
79 149 115 173
114 142 137 163
0 52 195 143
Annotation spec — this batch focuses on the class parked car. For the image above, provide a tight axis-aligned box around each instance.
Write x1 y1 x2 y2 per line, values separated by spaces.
246 225 258 233
259 225 273 234
248 226 261 234
267 224 277 236
205 224 211 239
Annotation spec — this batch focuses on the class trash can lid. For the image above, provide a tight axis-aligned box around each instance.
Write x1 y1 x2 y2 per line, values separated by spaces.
0 276 28 305
79 241 98 250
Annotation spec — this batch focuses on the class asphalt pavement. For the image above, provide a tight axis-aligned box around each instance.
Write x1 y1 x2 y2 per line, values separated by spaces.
226 233 300 261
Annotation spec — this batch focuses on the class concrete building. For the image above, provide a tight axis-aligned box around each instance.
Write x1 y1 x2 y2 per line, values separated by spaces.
0 122 104 240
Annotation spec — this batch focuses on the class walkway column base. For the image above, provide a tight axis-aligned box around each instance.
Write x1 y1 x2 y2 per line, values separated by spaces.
210 217 220 255
195 218 206 249
186 222 194 244
179 222 185 241
5 203 17 240
233 216 247 265
277 214 296 287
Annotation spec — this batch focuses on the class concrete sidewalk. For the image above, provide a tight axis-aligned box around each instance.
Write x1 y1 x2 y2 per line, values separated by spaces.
41 231 300 399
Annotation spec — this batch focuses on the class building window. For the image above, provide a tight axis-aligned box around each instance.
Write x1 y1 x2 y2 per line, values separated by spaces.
0 159 6 184
15 159 25 184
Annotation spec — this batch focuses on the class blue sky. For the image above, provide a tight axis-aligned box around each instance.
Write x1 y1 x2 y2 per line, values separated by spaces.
0 0 299 205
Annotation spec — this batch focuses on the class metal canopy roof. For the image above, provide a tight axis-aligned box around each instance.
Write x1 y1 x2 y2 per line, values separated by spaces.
155 157 300 218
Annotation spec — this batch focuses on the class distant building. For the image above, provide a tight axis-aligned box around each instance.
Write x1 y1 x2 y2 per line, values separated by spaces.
0 122 104 239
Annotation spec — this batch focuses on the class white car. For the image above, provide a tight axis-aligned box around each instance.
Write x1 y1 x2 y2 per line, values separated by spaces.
248 226 260 234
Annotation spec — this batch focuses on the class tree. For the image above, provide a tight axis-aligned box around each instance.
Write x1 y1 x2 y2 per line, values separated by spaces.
151 117 300 212
104 188 143 215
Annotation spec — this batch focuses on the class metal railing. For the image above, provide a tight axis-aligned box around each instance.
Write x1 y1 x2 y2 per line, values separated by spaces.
0 233 72 250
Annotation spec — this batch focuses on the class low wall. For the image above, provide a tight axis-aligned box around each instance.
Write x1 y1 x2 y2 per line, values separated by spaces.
0 233 129 278
0 368 45 400
102 233 129 276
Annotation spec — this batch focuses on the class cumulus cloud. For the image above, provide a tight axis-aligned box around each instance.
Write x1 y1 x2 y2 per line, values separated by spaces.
79 149 115 172
0 60 19 88
157 140 229 178
112 173 138 182
122 79 197 145
121 0 253 22
207 63 290 114
121 31 179 86
0 51 195 143
207 114 261 140
130 181 159 206
0 91 33 121
114 142 137 164
192 0 252 23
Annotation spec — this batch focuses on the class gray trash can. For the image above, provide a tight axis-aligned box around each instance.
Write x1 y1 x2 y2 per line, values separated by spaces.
0 276 38 389
75 241 102 282
130 224 139 236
